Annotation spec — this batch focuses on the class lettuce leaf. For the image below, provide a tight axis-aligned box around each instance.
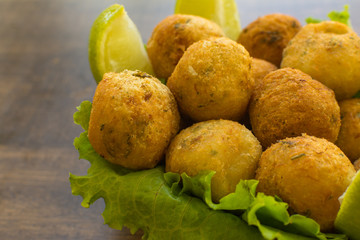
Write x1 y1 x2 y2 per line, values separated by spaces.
70 101 262 239
327 5 351 27
305 18 322 24
242 193 341 240
70 101 347 240
305 5 351 27
165 166 345 240
353 91 360 98
165 170 258 211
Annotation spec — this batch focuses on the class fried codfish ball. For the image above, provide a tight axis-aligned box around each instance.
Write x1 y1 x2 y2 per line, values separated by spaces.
147 14 225 79
335 98 360 162
237 13 301 67
166 119 262 202
281 21 360 100
167 37 254 122
354 158 360 171
88 70 180 170
256 134 356 231
249 68 340 148
251 58 278 86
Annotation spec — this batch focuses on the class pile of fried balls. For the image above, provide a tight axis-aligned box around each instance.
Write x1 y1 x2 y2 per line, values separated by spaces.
87 13 360 232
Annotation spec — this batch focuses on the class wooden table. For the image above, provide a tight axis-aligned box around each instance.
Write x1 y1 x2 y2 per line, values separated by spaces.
1 0 359 239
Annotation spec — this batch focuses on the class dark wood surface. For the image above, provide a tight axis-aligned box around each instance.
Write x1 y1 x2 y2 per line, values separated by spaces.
1 0 359 239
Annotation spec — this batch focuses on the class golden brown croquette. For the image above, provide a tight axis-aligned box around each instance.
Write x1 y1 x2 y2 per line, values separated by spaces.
281 21 360 100
249 68 340 148
167 37 254 122
88 70 180 170
336 98 360 162
251 58 278 87
147 14 225 79
166 119 262 202
354 158 360 171
238 13 301 67
255 134 356 231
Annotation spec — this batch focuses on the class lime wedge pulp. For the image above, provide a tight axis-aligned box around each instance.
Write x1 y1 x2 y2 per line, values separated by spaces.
174 0 241 41
335 171 360 240
89 4 154 83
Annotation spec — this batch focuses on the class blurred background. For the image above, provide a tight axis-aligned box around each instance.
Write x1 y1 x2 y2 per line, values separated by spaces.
0 0 358 239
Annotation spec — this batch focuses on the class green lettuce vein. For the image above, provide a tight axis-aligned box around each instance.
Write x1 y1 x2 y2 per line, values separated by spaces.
69 101 347 240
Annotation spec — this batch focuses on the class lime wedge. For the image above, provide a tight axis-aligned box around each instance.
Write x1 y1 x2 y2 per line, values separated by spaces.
174 0 241 41
89 4 154 83
335 171 360 240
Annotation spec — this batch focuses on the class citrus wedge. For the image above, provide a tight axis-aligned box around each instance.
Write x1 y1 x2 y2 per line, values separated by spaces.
89 4 154 83
174 0 241 41
335 171 360 240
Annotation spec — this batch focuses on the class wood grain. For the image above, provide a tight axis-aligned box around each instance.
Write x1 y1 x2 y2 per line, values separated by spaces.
0 0 359 239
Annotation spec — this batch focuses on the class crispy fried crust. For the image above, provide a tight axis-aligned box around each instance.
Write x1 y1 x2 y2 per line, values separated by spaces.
167 37 254 122
88 70 180 170
251 58 278 87
249 68 340 148
335 98 360 162
147 14 224 79
166 119 262 202
238 13 301 67
281 21 360 100
354 158 360 171
255 134 356 231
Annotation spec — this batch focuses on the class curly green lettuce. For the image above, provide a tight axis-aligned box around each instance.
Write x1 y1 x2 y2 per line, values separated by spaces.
306 5 352 27
69 101 347 240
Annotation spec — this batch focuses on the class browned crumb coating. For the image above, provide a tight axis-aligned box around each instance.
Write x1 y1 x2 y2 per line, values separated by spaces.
249 68 340 148
167 37 254 122
147 14 225 79
336 98 360 162
354 158 360 171
251 58 278 87
238 13 301 67
88 70 180 170
256 134 356 231
281 21 360 100
166 119 262 202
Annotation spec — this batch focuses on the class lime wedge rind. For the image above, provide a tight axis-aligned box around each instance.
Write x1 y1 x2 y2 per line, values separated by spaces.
335 171 360 240
88 4 122 83
89 4 154 84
